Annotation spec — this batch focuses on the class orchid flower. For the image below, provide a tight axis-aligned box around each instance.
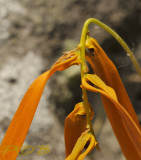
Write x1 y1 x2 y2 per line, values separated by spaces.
0 18 141 160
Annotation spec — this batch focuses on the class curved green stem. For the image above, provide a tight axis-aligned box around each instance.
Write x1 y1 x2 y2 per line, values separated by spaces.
80 30 93 133
79 19 100 150
81 18 141 76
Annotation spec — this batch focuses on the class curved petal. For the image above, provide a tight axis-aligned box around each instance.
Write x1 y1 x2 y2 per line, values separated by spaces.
66 130 97 160
0 50 80 160
85 37 140 128
82 74 141 160
65 102 94 157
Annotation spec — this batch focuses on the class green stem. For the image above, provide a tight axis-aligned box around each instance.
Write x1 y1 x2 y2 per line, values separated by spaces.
82 18 141 76
80 28 93 132
79 19 100 150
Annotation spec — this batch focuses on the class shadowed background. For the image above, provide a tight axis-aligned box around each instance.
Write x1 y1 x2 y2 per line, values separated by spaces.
0 0 141 160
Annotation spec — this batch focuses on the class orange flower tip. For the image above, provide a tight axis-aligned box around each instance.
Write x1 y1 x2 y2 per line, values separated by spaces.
53 49 81 70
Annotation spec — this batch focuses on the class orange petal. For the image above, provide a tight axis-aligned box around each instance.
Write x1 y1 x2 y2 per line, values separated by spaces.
82 74 141 160
85 37 140 128
0 50 80 160
66 130 97 160
65 102 94 157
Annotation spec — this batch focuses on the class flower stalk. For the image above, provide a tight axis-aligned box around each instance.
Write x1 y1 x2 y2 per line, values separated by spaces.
80 18 141 76
79 26 93 133
79 19 100 151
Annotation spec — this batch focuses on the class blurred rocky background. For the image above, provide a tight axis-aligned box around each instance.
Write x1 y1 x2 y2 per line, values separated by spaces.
0 0 141 160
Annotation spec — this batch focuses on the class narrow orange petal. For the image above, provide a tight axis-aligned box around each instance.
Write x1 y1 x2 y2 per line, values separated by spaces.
85 37 140 128
82 74 141 160
0 51 80 160
65 102 94 157
65 102 86 157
